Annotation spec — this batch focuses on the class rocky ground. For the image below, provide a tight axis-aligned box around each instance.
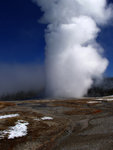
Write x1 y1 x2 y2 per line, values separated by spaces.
0 96 113 150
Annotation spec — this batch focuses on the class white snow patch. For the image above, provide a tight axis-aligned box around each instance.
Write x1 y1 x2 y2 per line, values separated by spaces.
8 120 29 139
0 120 29 140
87 101 101 104
96 98 113 101
96 98 103 101
0 114 19 120
41 117 53 120
106 99 113 102
34 116 53 121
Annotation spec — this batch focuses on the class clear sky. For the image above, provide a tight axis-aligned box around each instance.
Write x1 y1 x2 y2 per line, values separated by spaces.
0 0 113 76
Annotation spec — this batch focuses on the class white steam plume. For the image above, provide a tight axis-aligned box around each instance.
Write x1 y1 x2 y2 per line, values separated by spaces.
34 0 113 98
0 64 44 96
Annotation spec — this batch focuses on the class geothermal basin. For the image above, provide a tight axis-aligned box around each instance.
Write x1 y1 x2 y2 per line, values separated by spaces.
0 97 113 150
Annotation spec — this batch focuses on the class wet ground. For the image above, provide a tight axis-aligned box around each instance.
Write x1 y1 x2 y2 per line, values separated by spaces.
0 97 113 150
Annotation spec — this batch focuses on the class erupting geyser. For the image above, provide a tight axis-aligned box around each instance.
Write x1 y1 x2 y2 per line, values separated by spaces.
34 0 113 98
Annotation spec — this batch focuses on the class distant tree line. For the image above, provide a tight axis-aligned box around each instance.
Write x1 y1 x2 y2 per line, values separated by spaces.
86 87 113 97
0 88 45 101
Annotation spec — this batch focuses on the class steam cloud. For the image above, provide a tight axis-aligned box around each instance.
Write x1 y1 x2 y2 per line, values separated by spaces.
33 0 113 98
0 64 44 96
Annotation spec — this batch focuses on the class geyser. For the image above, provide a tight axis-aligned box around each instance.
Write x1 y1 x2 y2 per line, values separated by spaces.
34 0 113 98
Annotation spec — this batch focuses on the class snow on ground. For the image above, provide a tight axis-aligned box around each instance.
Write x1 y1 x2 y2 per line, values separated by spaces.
105 99 113 101
41 117 53 120
34 116 53 121
97 98 113 101
97 99 103 101
87 101 101 104
0 120 29 140
0 114 19 119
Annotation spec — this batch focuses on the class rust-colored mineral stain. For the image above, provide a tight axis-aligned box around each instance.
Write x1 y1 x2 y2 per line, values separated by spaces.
92 109 102 114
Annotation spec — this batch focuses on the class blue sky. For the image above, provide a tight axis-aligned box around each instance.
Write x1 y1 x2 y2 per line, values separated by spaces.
0 0 113 76
0 0 45 64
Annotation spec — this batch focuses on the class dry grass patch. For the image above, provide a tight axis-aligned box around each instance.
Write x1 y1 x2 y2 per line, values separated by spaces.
0 102 15 110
